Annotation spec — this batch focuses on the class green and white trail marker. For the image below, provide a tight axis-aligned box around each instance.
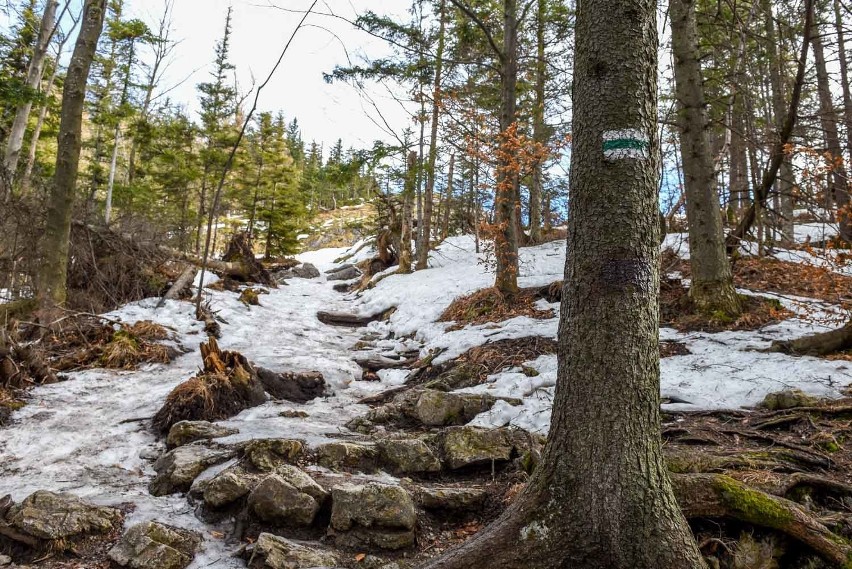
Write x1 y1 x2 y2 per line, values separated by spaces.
602 129 649 160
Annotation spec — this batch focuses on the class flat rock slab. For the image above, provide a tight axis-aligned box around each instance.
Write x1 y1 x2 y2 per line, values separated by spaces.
247 533 339 569
6 490 122 540
149 445 234 496
108 521 201 569
330 482 416 549
166 420 239 448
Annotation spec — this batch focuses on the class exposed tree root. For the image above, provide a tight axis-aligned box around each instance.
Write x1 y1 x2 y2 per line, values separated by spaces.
769 321 852 356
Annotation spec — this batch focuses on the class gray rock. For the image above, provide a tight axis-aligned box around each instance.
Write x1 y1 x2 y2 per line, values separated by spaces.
203 468 255 508
330 483 416 530
108 521 201 569
248 475 320 526
377 438 441 474
326 265 360 281
245 439 304 471
0 554 10 566
440 426 513 469
166 421 238 448
316 441 377 472
758 389 819 411
247 533 339 569
416 487 487 510
293 263 320 279
413 389 503 427
149 445 233 496
6 491 122 540
274 465 328 502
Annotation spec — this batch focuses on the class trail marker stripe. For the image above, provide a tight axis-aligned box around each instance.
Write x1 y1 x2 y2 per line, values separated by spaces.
602 129 649 160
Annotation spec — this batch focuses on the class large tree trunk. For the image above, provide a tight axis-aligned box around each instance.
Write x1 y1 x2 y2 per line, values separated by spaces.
37 0 107 309
494 0 520 296
421 0 705 563
671 0 741 317
416 0 447 270
813 23 850 241
2 0 58 196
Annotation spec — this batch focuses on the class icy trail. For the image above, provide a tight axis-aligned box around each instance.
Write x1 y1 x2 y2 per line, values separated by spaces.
0 248 384 568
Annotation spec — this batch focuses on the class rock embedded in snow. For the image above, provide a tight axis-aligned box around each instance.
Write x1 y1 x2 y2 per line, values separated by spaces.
246 533 339 569
203 468 255 508
440 426 514 470
149 445 234 496
5 490 122 540
316 441 378 472
248 475 320 526
166 420 239 449
330 483 416 550
108 521 201 569
758 389 820 410
325 264 361 281
416 486 488 511
413 389 505 427
377 438 441 474
244 438 305 471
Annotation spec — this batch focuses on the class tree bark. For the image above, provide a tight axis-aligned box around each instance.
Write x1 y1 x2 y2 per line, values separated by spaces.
671 0 741 316
2 0 58 195
420 0 705 563
37 0 107 309
835 0 852 172
416 0 447 270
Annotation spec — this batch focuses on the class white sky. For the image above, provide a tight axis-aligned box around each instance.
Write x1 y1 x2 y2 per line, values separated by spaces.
131 0 413 151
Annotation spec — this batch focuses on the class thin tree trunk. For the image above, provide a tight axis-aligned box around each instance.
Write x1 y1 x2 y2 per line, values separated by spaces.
442 152 455 240
835 0 852 169
671 0 741 316
399 150 417 274
417 0 447 270
38 0 107 309
494 0 520 295
529 0 547 244
813 22 850 241
422 0 705 562
2 0 58 196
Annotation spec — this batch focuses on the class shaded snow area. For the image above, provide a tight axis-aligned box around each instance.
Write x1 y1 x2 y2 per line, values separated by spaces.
2 234 852 566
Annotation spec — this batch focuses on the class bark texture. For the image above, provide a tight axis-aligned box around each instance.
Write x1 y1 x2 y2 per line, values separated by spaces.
38 0 107 308
671 0 740 317
420 0 705 564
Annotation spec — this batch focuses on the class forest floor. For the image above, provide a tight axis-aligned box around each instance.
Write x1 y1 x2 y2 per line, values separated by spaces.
3 226 852 568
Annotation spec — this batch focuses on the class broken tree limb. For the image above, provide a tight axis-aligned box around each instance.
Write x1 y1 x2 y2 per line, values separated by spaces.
255 367 325 402
673 473 852 566
156 265 196 308
353 352 419 372
316 307 396 328
769 320 852 356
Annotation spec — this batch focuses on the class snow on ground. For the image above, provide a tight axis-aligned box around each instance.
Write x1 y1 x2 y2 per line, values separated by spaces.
4 233 852 565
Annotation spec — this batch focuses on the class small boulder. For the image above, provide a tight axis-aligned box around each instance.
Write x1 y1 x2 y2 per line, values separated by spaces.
248 475 320 526
413 390 502 426
247 533 339 569
6 491 122 540
416 487 487 511
108 521 201 569
377 438 441 474
292 263 320 279
758 389 820 411
326 265 361 281
330 483 416 530
149 445 234 496
166 420 238 449
244 439 304 471
316 441 377 472
0 554 10 566
440 426 513 470
274 465 328 502
203 468 255 508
